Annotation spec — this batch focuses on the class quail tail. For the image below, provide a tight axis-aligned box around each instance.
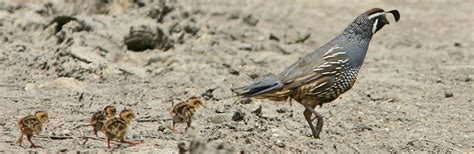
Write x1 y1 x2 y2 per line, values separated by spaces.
232 76 284 97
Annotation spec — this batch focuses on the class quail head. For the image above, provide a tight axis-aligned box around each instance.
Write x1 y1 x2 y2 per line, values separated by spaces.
90 105 117 136
103 109 143 148
17 111 49 148
169 96 204 133
232 8 400 138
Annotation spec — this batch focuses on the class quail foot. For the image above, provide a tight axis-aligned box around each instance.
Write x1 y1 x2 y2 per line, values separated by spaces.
232 8 400 138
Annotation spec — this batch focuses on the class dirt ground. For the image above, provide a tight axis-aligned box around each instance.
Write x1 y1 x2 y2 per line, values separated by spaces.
0 0 473 153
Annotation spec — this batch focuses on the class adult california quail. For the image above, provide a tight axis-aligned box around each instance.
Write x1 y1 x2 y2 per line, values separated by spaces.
232 8 400 138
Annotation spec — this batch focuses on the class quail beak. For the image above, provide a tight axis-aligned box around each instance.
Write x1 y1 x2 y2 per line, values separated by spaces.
380 15 390 25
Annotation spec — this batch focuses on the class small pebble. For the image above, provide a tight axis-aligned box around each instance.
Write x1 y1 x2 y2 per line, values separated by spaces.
215 106 227 113
243 14 259 26
232 110 245 121
454 42 461 47
238 43 253 51
269 33 280 42
251 105 262 115
465 77 471 82
275 140 285 148
276 108 287 113
444 92 453 98
239 98 252 104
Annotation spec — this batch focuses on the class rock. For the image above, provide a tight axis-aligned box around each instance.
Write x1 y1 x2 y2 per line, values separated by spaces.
239 98 252 104
276 108 287 113
285 30 311 44
232 110 245 121
454 42 461 47
244 138 252 144
228 10 240 20
266 42 290 54
444 91 453 98
222 63 239 76
465 76 471 82
354 124 372 132
24 83 40 91
0 2 13 12
238 43 253 51
183 23 200 35
295 32 311 43
68 46 107 64
215 105 227 113
243 14 259 26
48 16 79 33
178 142 187 154
124 25 173 51
208 115 227 124
275 140 285 148
41 77 84 90
158 125 167 132
189 140 207 154
225 123 236 129
251 105 262 115
269 33 280 42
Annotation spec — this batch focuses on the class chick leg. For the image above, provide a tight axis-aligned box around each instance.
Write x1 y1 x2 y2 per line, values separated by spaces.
303 105 323 138
172 120 177 133
17 130 24 146
107 137 112 148
185 119 192 131
27 134 41 148
93 128 98 137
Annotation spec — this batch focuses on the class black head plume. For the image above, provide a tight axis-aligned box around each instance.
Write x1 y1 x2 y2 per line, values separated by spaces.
386 10 400 22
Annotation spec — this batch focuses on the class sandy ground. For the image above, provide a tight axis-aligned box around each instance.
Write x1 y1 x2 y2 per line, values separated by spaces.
0 0 473 153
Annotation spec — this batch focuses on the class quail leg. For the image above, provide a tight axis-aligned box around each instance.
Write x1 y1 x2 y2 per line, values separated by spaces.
27 135 42 148
17 130 24 146
93 128 98 137
107 137 112 148
172 121 177 133
303 105 324 138
185 120 192 131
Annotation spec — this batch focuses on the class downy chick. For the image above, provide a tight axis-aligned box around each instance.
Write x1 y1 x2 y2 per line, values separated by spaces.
170 97 204 132
17 111 49 148
90 105 117 136
103 109 143 148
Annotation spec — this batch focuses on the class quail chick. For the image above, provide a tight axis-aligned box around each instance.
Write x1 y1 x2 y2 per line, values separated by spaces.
170 97 204 132
17 111 49 148
103 109 143 148
90 105 117 136
233 8 400 138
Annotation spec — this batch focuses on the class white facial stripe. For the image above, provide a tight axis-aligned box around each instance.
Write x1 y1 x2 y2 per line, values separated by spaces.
372 19 379 33
368 12 384 19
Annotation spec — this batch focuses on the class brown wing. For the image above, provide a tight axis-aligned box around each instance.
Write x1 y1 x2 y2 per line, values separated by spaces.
90 111 102 125
170 102 187 116
279 45 350 92
104 118 128 139
19 115 42 134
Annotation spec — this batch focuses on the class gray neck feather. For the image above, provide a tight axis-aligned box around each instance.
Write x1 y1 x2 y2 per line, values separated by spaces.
339 15 374 43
